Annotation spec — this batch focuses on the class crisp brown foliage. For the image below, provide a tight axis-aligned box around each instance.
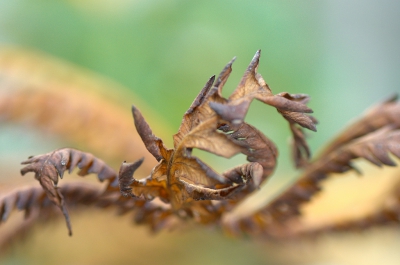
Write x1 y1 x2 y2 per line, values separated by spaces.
225 96 400 237
1 50 400 246
19 149 118 235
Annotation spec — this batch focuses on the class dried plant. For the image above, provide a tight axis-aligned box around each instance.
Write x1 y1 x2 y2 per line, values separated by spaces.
1 49 400 249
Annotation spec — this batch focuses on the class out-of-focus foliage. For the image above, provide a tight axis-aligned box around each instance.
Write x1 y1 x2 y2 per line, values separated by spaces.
0 0 400 265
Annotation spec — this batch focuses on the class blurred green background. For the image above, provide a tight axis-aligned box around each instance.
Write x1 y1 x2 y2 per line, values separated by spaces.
1 0 399 170
1 0 400 264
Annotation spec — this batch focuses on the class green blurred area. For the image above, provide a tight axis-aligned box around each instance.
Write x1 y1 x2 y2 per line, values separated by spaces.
1 0 399 168
1 1 400 264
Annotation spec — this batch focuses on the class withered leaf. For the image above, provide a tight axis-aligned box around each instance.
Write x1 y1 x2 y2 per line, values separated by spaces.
20 148 118 235
224 98 400 238
12 50 318 237
318 95 400 158
6 50 399 245
121 50 309 216
0 181 174 250
118 159 169 201
209 51 316 168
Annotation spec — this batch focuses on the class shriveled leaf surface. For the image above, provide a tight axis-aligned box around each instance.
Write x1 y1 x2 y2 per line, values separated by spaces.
1 48 400 259
119 50 315 225
224 97 400 238
9 50 315 237
20 148 119 235
318 95 400 158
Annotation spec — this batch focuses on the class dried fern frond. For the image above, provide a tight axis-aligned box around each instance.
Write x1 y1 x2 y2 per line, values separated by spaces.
118 50 316 220
0 181 175 250
9 50 317 237
318 95 400 158
19 148 118 235
224 98 400 238
1 49 399 250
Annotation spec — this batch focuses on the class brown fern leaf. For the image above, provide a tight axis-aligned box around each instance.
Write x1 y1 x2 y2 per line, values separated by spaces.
3 48 400 248
0 183 102 230
0 182 175 250
61 183 174 232
223 100 400 238
20 148 118 235
9 50 318 238
0 183 100 250
209 50 316 168
277 93 317 168
118 158 170 202
119 51 315 224
0 186 46 224
318 95 400 158
0 205 42 253
125 104 260 207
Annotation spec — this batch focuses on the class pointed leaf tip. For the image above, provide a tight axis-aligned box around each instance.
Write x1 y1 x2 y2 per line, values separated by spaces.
227 56 237 66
